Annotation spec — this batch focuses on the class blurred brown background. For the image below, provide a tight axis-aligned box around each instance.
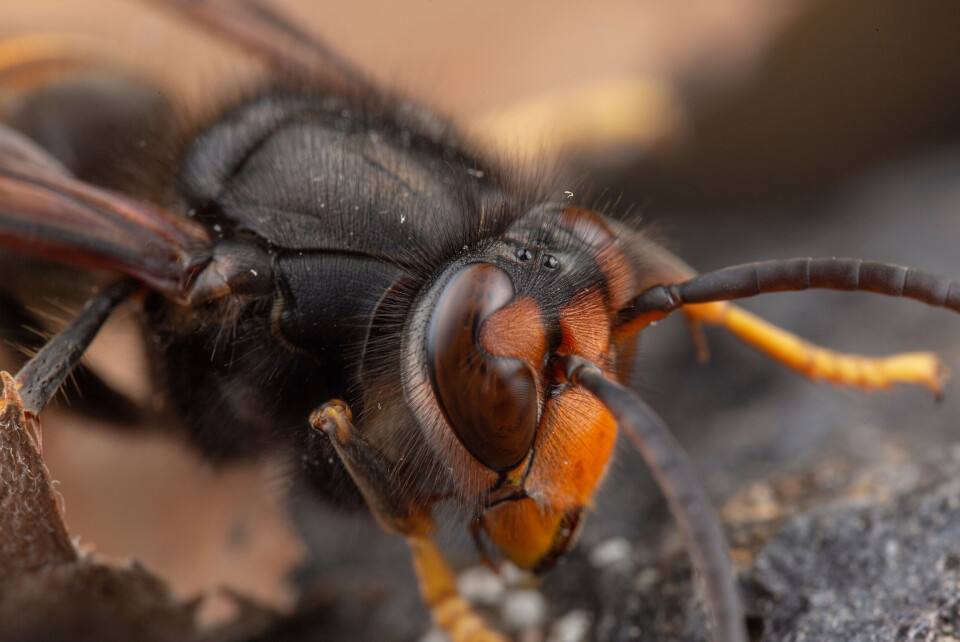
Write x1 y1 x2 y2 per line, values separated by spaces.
2 1 960 640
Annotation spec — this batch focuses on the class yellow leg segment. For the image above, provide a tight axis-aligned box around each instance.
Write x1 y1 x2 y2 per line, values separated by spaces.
407 534 508 642
682 301 947 394
311 401 508 641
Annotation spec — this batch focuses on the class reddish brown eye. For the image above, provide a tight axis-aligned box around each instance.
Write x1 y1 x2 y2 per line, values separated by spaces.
427 263 540 472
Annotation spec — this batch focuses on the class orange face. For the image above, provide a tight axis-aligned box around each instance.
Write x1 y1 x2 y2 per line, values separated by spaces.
422 206 639 570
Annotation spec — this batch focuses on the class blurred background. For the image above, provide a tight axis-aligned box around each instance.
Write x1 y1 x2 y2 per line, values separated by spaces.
2 1 960 640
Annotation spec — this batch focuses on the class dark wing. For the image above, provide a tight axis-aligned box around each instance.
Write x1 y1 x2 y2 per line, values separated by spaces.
0 124 212 302
148 0 374 94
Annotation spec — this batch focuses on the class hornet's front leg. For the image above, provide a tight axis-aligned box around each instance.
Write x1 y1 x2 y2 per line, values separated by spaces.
310 401 508 642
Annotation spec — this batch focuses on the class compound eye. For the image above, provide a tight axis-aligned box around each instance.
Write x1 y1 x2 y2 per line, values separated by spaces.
427 263 540 472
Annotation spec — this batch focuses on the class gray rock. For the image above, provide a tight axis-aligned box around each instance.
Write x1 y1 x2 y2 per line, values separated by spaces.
748 456 960 642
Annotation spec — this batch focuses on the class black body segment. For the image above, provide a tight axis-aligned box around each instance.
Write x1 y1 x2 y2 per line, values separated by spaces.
277 252 404 363
149 88 539 500
169 88 533 386
3 73 178 188
179 92 511 261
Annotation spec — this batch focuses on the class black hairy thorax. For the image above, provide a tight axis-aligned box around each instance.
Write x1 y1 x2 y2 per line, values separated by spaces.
149 87 555 505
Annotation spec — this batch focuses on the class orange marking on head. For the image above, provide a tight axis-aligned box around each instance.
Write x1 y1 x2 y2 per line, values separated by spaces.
528 387 618 509
480 498 565 570
613 332 642 383
559 207 615 246
559 207 636 311
480 387 614 570
613 309 669 342
596 244 636 311
478 296 546 370
558 290 609 364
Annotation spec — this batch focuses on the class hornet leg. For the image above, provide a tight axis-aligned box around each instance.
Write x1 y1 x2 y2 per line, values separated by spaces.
310 400 508 642
15 280 136 420
684 301 945 394
0 280 134 572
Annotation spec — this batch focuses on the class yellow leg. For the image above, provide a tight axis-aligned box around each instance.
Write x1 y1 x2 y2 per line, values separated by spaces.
407 534 508 642
311 401 508 642
682 301 946 394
